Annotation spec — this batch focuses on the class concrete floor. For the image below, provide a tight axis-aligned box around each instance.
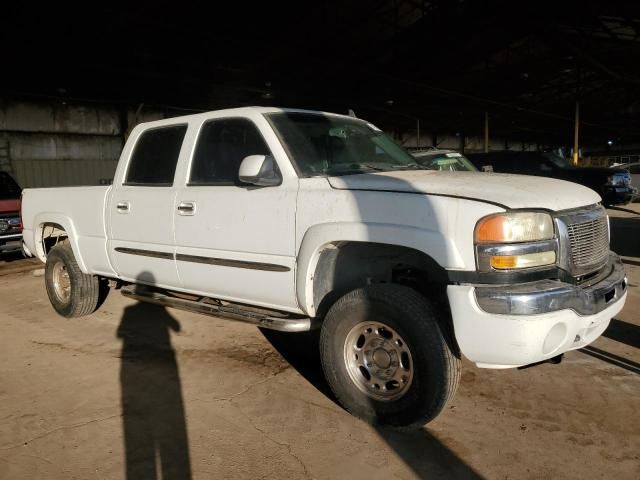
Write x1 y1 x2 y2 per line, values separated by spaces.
0 205 638 480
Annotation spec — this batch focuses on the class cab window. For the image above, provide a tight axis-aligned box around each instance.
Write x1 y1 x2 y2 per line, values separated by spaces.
189 118 272 186
125 125 187 186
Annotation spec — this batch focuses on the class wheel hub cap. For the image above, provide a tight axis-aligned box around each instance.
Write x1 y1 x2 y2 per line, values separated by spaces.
372 348 392 369
343 321 414 401
52 261 71 303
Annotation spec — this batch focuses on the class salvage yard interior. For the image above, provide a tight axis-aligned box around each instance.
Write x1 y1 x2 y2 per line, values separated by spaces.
1 1 640 479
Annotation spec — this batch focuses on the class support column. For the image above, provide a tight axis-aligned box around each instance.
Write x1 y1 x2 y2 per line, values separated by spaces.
484 111 489 153
573 101 580 166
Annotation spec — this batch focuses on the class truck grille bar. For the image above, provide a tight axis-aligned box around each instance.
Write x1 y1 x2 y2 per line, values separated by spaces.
555 205 610 277
567 216 609 268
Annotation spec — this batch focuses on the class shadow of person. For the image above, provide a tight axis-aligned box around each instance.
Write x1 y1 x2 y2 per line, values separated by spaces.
117 278 192 480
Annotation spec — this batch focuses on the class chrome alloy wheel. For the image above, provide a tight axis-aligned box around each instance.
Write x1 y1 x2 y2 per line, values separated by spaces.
52 260 71 303
343 321 414 401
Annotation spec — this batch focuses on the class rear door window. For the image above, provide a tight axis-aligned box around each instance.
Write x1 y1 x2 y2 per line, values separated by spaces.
125 125 187 186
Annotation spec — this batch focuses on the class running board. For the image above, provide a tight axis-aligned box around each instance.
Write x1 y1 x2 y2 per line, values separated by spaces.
121 285 317 333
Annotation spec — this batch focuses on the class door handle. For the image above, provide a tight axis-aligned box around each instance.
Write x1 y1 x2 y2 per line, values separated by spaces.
116 201 130 213
177 201 196 215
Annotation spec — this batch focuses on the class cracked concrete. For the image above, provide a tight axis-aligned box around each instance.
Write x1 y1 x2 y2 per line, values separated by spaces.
0 205 639 479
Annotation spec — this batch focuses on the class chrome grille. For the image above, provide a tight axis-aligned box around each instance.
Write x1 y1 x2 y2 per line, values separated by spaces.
563 208 609 272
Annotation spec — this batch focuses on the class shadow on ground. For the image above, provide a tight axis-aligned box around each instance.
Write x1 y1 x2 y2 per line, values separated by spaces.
609 216 640 258
260 328 482 479
0 250 24 263
579 345 640 375
117 300 192 480
603 318 640 350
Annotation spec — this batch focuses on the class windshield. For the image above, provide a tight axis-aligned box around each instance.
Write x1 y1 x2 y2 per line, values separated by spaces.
412 151 477 171
0 172 20 199
266 112 420 176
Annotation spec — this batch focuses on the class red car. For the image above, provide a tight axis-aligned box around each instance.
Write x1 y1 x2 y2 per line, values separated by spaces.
0 172 22 252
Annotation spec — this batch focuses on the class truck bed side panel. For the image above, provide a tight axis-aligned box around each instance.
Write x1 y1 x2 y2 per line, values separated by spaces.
22 186 114 276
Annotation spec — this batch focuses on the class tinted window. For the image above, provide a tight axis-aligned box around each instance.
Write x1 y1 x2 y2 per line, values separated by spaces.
190 118 271 185
470 155 515 173
125 125 187 185
0 172 20 199
518 159 554 174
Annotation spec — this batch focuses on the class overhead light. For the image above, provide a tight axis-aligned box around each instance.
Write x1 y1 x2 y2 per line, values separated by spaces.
385 100 394 106
607 140 613 146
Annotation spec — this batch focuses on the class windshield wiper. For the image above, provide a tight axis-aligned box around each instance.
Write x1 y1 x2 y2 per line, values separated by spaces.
326 164 382 175
393 163 427 170
359 164 389 172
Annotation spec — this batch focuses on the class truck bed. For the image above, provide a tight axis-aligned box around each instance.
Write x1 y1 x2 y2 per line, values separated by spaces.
21 186 114 275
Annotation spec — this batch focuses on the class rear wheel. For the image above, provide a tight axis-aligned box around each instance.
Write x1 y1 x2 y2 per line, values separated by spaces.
45 241 107 317
319 284 461 427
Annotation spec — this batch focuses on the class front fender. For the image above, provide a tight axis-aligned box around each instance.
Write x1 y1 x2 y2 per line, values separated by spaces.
295 222 463 316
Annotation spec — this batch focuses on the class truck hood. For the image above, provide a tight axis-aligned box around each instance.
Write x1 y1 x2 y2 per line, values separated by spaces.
327 170 601 211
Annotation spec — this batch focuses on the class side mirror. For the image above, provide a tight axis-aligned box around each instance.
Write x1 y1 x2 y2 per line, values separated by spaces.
238 155 282 187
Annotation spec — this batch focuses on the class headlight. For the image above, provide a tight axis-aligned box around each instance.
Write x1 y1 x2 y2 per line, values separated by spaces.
475 212 554 243
475 211 557 271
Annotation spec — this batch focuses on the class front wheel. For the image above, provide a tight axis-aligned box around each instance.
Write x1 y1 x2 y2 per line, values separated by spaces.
319 284 461 428
45 241 107 317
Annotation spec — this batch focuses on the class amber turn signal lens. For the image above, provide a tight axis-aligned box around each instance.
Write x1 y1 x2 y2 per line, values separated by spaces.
475 212 554 243
490 255 517 269
476 215 508 243
490 251 556 270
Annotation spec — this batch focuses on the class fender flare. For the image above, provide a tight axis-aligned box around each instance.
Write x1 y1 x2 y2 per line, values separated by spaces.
32 213 89 273
295 222 463 317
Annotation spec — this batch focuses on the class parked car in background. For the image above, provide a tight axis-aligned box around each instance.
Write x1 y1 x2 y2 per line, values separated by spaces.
614 162 640 201
410 148 478 171
0 172 23 252
467 151 636 206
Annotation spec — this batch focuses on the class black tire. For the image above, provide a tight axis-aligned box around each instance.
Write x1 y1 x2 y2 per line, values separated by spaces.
45 241 107 317
319 284 461 428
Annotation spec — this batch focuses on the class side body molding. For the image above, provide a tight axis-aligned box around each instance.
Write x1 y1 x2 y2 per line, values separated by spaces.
295 222 463 317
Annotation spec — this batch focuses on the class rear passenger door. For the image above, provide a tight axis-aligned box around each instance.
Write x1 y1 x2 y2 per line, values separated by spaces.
108 124 187 288
173 116 298 311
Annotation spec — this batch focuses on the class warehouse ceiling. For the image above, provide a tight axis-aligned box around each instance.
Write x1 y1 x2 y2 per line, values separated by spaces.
3 0 640 147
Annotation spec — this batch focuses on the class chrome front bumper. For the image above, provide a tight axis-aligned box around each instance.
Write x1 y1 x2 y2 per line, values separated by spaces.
474 252 627 316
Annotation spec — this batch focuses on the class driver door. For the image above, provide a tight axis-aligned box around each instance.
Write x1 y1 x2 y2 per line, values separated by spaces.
173 116 298 311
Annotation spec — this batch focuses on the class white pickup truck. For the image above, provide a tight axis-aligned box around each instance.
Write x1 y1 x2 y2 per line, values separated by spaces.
21 107 628 427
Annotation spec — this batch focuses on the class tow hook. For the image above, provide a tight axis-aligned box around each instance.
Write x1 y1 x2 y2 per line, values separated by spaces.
517 354 564 370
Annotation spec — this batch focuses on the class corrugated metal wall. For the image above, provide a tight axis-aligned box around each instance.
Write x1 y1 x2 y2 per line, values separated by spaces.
0 99 164 188
399 131 541 153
